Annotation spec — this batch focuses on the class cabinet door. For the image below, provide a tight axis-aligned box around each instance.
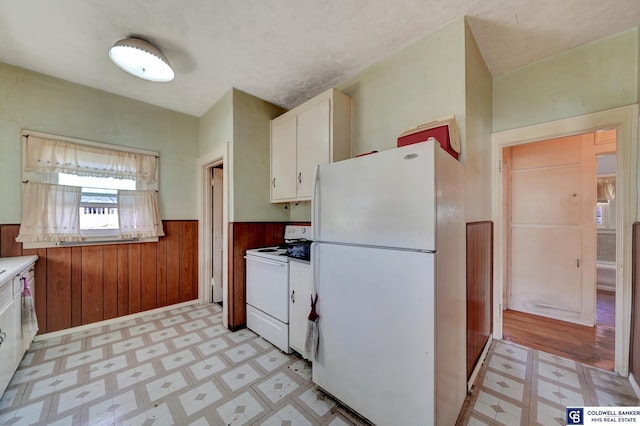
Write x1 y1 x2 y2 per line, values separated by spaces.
296 99 330 199
289 261 312 356
13 278 23 364
271 115 297 201
0 301 16 396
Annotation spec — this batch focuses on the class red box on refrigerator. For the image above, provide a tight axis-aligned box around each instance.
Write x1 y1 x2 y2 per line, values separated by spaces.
397 116 461 160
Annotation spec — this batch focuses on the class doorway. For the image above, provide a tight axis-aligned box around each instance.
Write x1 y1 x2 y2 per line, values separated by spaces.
501 130 616 370
212 166 224 304
491 105 638 376
198 142 230 329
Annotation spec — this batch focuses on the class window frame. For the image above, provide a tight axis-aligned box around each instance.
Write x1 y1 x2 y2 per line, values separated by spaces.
21 130 160 248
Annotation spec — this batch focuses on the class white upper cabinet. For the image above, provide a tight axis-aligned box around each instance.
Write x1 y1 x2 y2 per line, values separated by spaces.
270 89 351 203
271 114 298 201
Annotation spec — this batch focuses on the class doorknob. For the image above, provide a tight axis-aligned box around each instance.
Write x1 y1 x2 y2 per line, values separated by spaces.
577 259 580 268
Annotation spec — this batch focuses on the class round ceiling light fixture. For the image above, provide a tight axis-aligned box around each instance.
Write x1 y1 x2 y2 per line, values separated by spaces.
109 37 174 82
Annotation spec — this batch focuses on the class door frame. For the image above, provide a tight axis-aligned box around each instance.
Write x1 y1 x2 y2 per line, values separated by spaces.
491 104 638 376
198 142 231 328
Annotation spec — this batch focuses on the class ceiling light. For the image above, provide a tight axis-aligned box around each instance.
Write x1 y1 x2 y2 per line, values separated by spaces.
109 37 174 82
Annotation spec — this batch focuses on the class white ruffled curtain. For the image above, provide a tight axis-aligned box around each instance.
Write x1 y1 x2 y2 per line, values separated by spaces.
118 190 165 239
25 135 157 183
16 182 82 242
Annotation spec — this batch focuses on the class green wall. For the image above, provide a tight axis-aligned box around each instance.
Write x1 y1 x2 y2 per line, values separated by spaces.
493 28 638 132
338 18 467 155
464 19 493 222
232 89 288 222
199 89 233 157
0 62 199 223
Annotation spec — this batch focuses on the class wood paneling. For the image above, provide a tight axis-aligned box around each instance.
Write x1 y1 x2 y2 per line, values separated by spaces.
141 243 157 311
180 221 196 303
467 221 493 379
0 221 198 334
631 223 640 378
227 222 287 329
81 245 103 324
117 245 129 317
71 247 82 327
128 244 141 313
47 248 72 332
1 225 21 257
103 245 118 320
157 231 167 307
166 221 181 306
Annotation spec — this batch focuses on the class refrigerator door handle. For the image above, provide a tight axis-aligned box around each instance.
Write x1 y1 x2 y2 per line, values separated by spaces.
311 242 318 296
312 165 320 241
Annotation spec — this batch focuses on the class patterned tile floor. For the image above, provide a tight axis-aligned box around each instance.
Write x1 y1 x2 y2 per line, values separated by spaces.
458 340 640 425
1 303 638 425
0 304 366 426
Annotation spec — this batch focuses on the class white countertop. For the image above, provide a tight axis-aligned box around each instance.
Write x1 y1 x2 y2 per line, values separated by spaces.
0 255 38 287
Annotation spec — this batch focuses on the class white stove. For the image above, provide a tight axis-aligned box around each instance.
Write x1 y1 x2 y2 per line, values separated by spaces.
244 225 311 353
244 246 288 262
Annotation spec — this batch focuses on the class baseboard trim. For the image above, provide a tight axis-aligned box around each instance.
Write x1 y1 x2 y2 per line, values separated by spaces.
34 300 201 342
630 372 640 398
468 334 493 393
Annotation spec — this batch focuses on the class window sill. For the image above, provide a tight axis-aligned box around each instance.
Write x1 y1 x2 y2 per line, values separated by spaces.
23 236 159 250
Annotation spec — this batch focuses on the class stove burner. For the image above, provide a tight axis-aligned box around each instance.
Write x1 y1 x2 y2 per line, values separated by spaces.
258 248 278 252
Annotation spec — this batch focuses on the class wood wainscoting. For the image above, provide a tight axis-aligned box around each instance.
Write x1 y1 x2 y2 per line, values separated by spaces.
0 221 198 334
227 222 288 330
466 221 493 380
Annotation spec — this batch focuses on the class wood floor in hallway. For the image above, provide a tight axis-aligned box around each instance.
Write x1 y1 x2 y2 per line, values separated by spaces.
502 291 615 371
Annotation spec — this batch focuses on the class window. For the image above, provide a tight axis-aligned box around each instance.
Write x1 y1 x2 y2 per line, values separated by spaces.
58 173 135 233
596 203 608 227
17 131 163 246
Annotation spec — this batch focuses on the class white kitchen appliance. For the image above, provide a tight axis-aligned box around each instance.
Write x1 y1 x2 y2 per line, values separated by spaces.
311 139 466 425
245 225 311 353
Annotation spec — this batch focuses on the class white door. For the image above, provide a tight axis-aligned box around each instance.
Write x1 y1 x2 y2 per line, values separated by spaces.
297 99 330 199
212 167 223 303
312 242 439 425
507 133 597 326
270 115 297 201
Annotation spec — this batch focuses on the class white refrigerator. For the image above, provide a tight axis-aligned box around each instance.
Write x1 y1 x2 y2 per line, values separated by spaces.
311 139 467 426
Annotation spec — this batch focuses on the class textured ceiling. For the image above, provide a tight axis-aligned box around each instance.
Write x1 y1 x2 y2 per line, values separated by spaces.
0 1 638 116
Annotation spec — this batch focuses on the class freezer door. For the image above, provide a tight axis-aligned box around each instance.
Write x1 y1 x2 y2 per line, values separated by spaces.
311 242 437 425
313 141 437 250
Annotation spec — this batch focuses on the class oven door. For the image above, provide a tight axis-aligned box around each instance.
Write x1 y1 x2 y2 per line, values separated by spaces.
244 255 289 323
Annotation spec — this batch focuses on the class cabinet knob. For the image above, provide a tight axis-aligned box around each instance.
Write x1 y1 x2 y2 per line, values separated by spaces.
272 178 276 188
298 172 302 183
291 290 295 303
